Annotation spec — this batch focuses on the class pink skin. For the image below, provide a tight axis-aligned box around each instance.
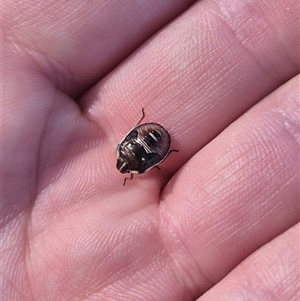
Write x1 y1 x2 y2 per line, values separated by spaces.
2 0 299 300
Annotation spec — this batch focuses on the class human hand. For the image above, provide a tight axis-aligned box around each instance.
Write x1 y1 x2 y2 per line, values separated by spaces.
2 0 299 300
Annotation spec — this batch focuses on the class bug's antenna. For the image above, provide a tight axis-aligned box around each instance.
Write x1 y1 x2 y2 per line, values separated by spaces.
136 108 145 125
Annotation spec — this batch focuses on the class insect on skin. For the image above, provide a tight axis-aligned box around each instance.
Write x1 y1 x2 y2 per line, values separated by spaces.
116 108 179 185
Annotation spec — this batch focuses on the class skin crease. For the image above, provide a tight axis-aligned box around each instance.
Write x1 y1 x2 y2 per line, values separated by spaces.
1 0 299 300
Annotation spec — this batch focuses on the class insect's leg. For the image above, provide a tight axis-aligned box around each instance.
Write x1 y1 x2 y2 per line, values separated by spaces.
123 173 134 186
167 149 179 158
136 108 145 125
153 151 178 172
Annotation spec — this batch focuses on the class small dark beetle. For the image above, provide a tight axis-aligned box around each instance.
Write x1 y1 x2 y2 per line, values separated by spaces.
116 108 178 185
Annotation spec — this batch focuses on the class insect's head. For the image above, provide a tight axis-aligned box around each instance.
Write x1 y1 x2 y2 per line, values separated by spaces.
116 157 130 174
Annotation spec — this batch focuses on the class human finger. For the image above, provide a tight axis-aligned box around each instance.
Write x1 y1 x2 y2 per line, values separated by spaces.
3 0 195 96
159 75 299 296
84 0 299 187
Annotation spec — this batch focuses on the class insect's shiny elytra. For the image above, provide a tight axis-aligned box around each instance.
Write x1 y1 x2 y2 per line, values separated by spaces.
116 108 178 185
